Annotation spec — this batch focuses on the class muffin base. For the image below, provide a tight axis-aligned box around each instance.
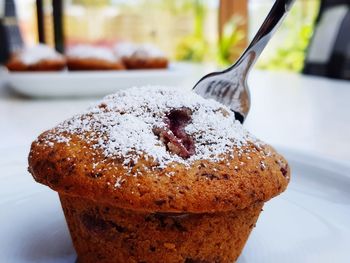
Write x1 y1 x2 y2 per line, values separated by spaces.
123 57 168 69
59 193 263 263
67 58 125 71
6 59 65 71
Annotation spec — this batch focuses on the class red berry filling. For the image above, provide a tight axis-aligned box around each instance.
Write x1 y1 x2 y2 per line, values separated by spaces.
153 108 195 159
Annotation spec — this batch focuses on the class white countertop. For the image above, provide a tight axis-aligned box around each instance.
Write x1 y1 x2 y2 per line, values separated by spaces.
0 69 349 163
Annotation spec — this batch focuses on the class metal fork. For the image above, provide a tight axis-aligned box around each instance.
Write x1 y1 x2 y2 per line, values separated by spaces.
193 0 296 123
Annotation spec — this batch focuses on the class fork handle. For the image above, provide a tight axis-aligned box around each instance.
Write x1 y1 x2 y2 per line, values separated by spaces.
234 0 296 71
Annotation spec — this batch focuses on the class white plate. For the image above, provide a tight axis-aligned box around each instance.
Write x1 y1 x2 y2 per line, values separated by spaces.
1 147 349 262
2 63 196 98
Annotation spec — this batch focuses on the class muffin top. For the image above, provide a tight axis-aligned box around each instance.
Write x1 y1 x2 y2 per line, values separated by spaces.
28 86 290 213
131 44 166 59
66 45 117 62
115 43 166 59
114 42 137 58
14 44 64 65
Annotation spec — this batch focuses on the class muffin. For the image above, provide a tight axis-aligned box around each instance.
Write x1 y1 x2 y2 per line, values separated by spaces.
115 43 168 69
28 86 290 263
66 45 125 71
6 44 65 71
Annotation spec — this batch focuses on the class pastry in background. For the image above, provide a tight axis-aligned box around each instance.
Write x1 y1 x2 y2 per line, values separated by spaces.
66 45 125 71
6 44 65 72
115 43 168 69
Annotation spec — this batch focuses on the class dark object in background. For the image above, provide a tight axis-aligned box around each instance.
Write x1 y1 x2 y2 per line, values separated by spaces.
0 0 23 64
36 0 45 43
53 0 64 53
36 0 64 53
304 0 350 80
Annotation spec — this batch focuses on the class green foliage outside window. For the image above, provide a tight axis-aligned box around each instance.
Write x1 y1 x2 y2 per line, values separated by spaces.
174 0 209 62
217 16 245 66
257 0 320 72
69 0 321 72
72 0 110 6
175 0 320 72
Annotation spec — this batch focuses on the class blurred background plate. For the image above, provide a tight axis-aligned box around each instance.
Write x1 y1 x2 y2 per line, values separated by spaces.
3 62 197 98
1 146 349 263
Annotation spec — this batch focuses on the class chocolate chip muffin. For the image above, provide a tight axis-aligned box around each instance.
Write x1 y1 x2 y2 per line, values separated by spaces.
28 86 290 263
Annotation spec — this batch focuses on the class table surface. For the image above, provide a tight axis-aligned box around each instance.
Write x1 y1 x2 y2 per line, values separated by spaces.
1 69 349 163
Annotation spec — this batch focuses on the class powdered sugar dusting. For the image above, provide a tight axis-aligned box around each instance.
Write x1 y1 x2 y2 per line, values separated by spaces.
67 45 118 62
41 86 257 170
132 44 165 58
114 43 165 59
114 42 137 58
19 44 63 65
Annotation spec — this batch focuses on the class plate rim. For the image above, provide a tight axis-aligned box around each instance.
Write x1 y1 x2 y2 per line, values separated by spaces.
276 145 350 179
3 62 196 98
2 62 194 77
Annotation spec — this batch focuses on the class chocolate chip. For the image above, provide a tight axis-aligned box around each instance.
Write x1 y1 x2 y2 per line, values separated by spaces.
185 259 212 263
154 199 166 206
173 220 187 232
64 185 72 191
81 213 127 235
81 213 109 234
110 222 127 233
98 103 107 109
280 164 289 177
147 213 189 232
88 172 102 178
150 246 156 252
200 173 219 180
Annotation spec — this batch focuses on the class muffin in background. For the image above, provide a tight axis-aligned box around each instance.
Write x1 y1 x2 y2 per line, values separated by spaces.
28 86 290 263
66 45 125 71
6 44 65 71
115 43 168 69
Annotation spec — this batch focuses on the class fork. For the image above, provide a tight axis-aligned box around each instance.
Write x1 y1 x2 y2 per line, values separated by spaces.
193 0 296 123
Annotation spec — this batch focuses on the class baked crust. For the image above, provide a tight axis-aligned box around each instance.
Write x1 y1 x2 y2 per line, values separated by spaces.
6 57 66 71
60 194 263 263
66 58 125 71
29 131 289 213
123 57 168 69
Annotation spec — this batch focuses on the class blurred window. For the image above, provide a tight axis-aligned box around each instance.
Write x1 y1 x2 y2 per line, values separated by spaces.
12 0 321 73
